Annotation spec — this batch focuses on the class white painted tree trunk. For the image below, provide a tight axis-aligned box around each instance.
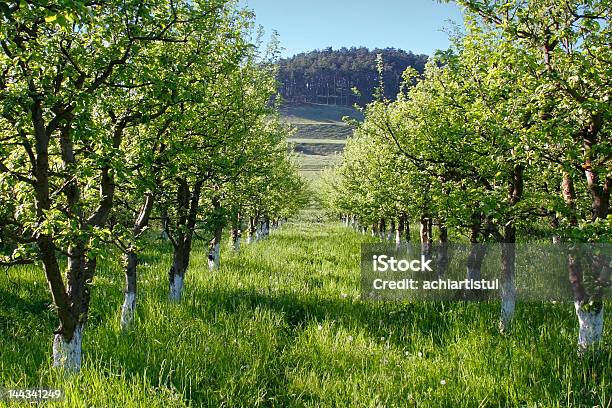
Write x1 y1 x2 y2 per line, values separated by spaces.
575 302 604 351
261 223 269 238
466 266 479 281
120 291 136 330
552 235 561 244
169 275 184 301
395 229 402 249
233 236 240 251
53 324 83 372
208 242 220 271
499 279 516 333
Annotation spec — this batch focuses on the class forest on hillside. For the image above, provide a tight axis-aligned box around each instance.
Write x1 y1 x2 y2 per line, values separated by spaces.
277 47 428 106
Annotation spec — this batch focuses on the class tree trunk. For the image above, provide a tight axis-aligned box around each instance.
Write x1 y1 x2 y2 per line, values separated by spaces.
247 215 259 244
121 251 137 330
582 117 610 221
574 301 604 351
53 323 84 372
378 218 386 240
261 215 270 239
404 214 411 243
499 164 522 333
499 231 516 333
419 214 431 256
562 172 606 349
35 116 80 371
161 208 170 240
208 225 223 271
388 219 396 242
169 244 189 301
437 222 449 278
465 216 486 301
231 221 241 251
549 211 561 244
167 179 201 301
121 193 155 329
396 215 405 250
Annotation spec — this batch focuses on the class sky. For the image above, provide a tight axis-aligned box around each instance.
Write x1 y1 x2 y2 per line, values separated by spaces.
241 0 465 58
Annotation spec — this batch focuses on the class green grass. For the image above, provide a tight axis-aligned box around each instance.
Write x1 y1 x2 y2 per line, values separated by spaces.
297 154 339 171
1 221 611 407
292 124 354 140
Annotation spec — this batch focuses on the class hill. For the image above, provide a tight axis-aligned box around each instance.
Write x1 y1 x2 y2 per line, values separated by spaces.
278 47 428 107
281 103 361 180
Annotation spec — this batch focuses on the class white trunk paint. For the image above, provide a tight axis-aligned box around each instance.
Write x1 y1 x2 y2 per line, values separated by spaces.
552 235 561 244
466 266 479 281
53 324 83 372
120 291 136 330
499 279 516 332
233 236 240 251
169 275 184 301
208 242 220 271
575 302 604 350
247 235 253 244
371 230 376 238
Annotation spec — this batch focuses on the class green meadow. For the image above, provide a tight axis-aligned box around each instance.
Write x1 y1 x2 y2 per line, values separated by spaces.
1 220 610 407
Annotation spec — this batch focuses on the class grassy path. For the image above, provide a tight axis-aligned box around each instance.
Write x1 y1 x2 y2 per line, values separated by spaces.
0 221 610 407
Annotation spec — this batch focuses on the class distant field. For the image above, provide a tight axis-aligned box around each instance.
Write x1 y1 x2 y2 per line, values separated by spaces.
299 169 324 181
281 102 355 197
298 154 339 170
298 154 337 181
292 124 353 140
291 143 345 156
280 103 363 125
288 138 347 145
281 103 358 182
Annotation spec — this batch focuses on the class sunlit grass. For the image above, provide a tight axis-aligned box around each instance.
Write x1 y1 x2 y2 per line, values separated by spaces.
0 221 610 407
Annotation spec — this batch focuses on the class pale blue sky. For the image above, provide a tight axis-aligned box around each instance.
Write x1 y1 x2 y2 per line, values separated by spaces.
242 0 465 57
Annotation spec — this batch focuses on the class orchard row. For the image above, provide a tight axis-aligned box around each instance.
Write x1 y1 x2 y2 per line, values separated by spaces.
323 0 610 350
0 0 307 371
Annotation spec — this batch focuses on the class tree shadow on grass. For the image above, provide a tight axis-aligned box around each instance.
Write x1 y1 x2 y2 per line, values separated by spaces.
183 284 485 348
